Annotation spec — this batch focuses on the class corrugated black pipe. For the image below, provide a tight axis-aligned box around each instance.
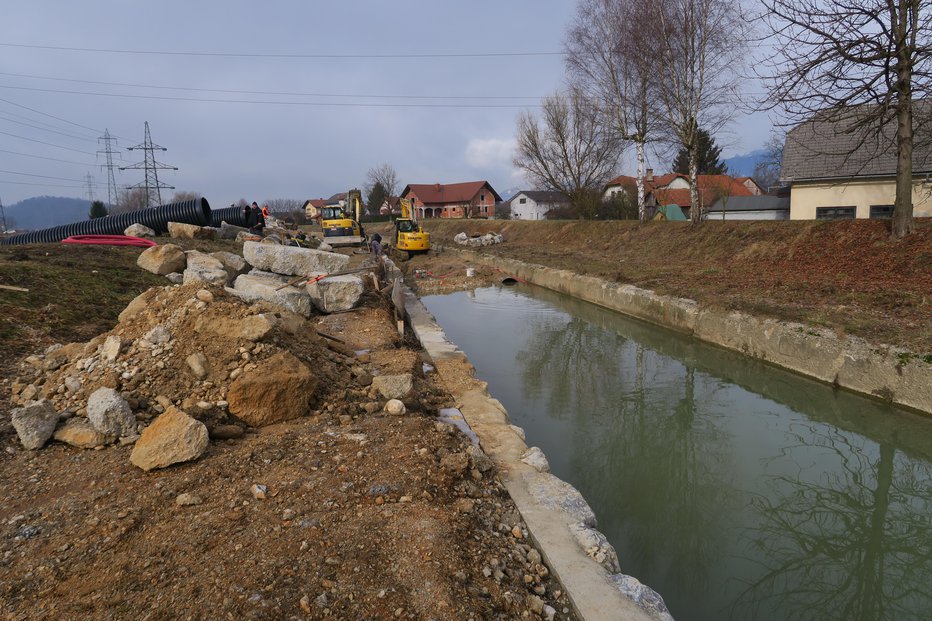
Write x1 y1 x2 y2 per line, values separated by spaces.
209 205 249 228
1 198 212 245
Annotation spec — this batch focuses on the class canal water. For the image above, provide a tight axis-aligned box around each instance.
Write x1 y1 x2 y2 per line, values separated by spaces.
421 284 932 621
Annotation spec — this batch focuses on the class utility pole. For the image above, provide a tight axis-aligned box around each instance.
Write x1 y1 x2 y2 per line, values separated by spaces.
120 121 177 208
0 196 7 233
84 173 96 203
97 129 119 208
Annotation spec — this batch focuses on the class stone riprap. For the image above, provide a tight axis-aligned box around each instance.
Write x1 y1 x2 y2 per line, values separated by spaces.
243 241 348 277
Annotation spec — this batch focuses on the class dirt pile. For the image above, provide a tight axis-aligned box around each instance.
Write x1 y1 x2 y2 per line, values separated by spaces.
7 282 357 452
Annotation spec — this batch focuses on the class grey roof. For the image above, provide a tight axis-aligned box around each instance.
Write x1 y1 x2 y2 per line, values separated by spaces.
511 190 569 203
708 195 789 212
781 103 932 182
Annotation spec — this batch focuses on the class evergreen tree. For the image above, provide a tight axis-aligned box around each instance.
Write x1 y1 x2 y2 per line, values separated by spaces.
672 127 727 175
365 182 387 216
88 200 108 219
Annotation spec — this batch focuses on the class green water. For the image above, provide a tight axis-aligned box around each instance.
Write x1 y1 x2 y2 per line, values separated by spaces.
421 285 932 621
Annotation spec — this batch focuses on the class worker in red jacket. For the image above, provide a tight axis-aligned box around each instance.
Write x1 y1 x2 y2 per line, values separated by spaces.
261 204 270 218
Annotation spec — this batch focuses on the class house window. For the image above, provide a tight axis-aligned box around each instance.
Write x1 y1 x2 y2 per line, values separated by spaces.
519 198 527 204
480 193 486 202
869 204 894 219
816 206 856 220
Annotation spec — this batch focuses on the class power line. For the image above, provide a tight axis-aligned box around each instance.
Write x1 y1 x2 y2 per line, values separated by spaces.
0 114 101 142
0 104 103 138
0 96 134 143
0 84 540 108
0 168 88 182
0 149 95 166
0 41 564 59
0 179 85 188
0 70 545 101
0 129 96 154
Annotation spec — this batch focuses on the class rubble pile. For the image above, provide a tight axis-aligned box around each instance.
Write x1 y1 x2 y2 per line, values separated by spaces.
454 231 505 247
6 282 401 467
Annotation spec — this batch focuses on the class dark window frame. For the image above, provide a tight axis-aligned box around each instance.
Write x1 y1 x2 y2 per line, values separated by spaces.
869 204 894 219
815 206 856 220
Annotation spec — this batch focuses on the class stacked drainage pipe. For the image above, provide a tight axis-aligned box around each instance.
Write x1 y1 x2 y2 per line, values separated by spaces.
1 198 212 246
209 205 249 228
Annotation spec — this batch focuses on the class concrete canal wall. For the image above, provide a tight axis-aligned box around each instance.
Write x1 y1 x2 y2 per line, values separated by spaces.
453 249 932 416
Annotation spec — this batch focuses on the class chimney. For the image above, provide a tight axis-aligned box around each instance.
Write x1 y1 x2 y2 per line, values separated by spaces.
646 168 654 182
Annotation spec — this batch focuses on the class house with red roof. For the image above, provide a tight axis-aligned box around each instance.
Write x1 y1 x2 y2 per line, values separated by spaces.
603 170 762 219
400 181 502 219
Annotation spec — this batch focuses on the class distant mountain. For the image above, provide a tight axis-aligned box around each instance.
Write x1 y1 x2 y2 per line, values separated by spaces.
4 196 91 231
724 149 767 177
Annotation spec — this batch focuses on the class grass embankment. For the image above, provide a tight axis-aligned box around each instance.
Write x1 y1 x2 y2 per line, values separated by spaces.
0 239 239 367
423 219 932 354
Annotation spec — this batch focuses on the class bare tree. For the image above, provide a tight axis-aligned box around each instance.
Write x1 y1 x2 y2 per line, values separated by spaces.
170 190 200 202
366 163 400 203
760 0 932 238
650 0 748 223
565 0 660 220
264 198 301 214
514 91 625 219
113 187 148 214
753 131 785 191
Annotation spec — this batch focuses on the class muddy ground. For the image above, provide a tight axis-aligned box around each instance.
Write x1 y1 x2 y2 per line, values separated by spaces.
0 239 575 620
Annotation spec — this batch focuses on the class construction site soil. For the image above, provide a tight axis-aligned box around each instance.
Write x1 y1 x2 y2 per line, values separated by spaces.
412 219 932 354
0 240 575 620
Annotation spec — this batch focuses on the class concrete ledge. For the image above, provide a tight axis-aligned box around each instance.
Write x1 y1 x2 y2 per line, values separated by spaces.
405 288 666 621
452 248 932 416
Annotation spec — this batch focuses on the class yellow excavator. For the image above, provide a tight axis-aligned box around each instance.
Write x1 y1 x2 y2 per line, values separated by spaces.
391 198 430 259
320 189 365 247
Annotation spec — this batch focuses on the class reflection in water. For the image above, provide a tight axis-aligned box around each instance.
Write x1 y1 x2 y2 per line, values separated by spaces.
422 285 932 621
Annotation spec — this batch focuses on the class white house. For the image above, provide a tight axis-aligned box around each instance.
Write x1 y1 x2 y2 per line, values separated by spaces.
509 190 569 220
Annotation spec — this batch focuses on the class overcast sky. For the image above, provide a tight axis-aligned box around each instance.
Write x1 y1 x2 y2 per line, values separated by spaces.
0 1 772 207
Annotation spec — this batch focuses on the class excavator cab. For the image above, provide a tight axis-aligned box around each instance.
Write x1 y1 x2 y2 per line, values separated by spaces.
320 190 365 247
392 199 430 258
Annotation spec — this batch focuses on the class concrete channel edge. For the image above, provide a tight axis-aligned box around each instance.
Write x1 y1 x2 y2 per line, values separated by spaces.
404 287 670 621
452 248 932 417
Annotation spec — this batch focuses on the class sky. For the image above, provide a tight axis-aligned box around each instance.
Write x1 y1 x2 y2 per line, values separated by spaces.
0 1 773 207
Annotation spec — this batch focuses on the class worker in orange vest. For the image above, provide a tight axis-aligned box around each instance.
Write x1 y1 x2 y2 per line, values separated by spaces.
261 204 270 218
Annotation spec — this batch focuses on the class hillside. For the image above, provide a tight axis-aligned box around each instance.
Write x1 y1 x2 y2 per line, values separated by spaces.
420 218 932 353
4 196 91 231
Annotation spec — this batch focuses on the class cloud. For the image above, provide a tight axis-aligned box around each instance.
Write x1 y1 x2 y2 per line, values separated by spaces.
465 137 516 170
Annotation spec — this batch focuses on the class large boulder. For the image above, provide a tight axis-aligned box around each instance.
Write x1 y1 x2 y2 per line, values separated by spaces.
11 399 59 450
54 418 110 449
124 223 156 237
226 274 313 317
524 471 597 527
129 406 209 471
227 351 316 427
220 221 249 240
119 288 160 323
243 241 349 277
86 387 136 437
371 374 414 400
306 273 364 313
211 251 250 281
137 244 186 276
167 222 217 240
183 251 229 285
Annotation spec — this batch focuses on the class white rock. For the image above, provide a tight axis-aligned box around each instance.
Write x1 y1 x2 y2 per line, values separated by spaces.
86 387 136 437
525 472 597 527
183 251 228 285
306 274 364 314
144 325 172 344
186 353 209 379
11 400 59 450
384 399 406 415
521 447 550 473
124 223 156 237
243 241 349 277
100 335 122 363
226 274 313 317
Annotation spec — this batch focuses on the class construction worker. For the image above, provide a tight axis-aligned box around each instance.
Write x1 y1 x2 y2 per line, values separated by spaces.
262 203 270 218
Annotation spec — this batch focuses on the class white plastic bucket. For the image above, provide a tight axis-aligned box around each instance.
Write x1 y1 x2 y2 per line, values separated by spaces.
466 267 476 278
